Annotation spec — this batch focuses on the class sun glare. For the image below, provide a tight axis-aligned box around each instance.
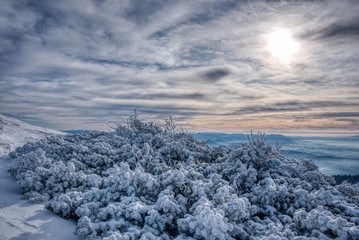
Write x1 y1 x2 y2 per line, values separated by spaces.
267 29 299 61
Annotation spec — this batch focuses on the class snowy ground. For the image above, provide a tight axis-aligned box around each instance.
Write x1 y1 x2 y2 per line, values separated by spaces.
0 114 64 156
0 114 77 239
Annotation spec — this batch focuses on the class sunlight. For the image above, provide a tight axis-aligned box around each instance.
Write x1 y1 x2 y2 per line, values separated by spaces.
267 29 299 61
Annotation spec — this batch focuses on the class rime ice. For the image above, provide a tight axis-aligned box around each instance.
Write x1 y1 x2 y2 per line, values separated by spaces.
8 117 359 239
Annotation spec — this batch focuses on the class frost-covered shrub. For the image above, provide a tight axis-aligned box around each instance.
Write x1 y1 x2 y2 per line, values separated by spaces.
8 114 359 239
336 181 359 205
178 197 233 240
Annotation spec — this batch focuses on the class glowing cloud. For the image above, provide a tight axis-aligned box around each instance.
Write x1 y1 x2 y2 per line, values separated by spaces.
267 29 300 61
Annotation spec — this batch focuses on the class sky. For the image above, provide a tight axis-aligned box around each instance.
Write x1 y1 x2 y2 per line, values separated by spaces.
1 0 359 135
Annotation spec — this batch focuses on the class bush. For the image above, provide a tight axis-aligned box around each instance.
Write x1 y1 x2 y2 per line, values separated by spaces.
8 114 359 239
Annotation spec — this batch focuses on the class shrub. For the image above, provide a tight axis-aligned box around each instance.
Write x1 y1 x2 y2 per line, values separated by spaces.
8 114 359 239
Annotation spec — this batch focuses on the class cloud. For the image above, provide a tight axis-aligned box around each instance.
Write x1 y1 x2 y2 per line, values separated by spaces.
124 0 171 25
201 68 231 83
318 22 359 39
232 101 359 115
315 112 359 118
0 0 358 132
141 92 205 100
301 16 359 41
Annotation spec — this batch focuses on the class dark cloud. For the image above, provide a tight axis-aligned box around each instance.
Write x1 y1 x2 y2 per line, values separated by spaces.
24 0 62 32
335 118 358 122
316 112 359 118
93 103 211 118
124 0 170 25
0 33 23 71
186 0 240 25
201 68 230 83
285 112 359 129
150 27 173 40
144 93 205 100
321 24 359 39
301 15 359 41
233 101 359 115
102 92 206 101
273 101 357 108
315 19 359 40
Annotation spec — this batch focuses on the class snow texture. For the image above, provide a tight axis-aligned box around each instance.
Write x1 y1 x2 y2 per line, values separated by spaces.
8 115 359 239
0 113 65 156
0 113 77 239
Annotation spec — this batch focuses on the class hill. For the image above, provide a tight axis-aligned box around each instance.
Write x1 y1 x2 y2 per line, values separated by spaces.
0 113 65 156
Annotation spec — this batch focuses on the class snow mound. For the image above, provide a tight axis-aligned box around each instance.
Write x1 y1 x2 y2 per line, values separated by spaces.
8 115 359 239
0 114 77 239
0 113 65 156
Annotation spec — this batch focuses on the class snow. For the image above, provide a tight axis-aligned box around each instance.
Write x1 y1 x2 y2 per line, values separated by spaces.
0 113 77 240
6 115 359 239
0 114 65 156
1 113 359 239
194 132 359 175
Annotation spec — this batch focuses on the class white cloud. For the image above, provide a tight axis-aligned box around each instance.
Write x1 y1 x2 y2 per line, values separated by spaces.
0 0 358 131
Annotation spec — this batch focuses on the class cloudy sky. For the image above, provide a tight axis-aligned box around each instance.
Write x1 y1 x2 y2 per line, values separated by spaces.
1 0 358 135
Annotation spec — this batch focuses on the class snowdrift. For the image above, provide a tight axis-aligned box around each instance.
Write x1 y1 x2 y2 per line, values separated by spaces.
0 113 65 156
8 116 359 239
0 114 77 239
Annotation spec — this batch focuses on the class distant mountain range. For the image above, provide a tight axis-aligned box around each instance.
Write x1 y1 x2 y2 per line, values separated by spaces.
194 132 359 176
194 132 293 146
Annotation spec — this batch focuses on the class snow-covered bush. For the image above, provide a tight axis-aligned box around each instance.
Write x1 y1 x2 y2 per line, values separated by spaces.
8 114 359 239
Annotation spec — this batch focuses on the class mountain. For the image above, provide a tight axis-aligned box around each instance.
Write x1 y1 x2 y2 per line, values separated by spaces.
194 132 292 146
0 113 65 156
194 132 359 176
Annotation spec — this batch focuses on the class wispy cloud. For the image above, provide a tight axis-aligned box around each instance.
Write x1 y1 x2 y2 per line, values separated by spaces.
0 0 358 133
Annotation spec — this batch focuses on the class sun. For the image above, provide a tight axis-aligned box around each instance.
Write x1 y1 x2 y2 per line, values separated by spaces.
267 29 299 61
